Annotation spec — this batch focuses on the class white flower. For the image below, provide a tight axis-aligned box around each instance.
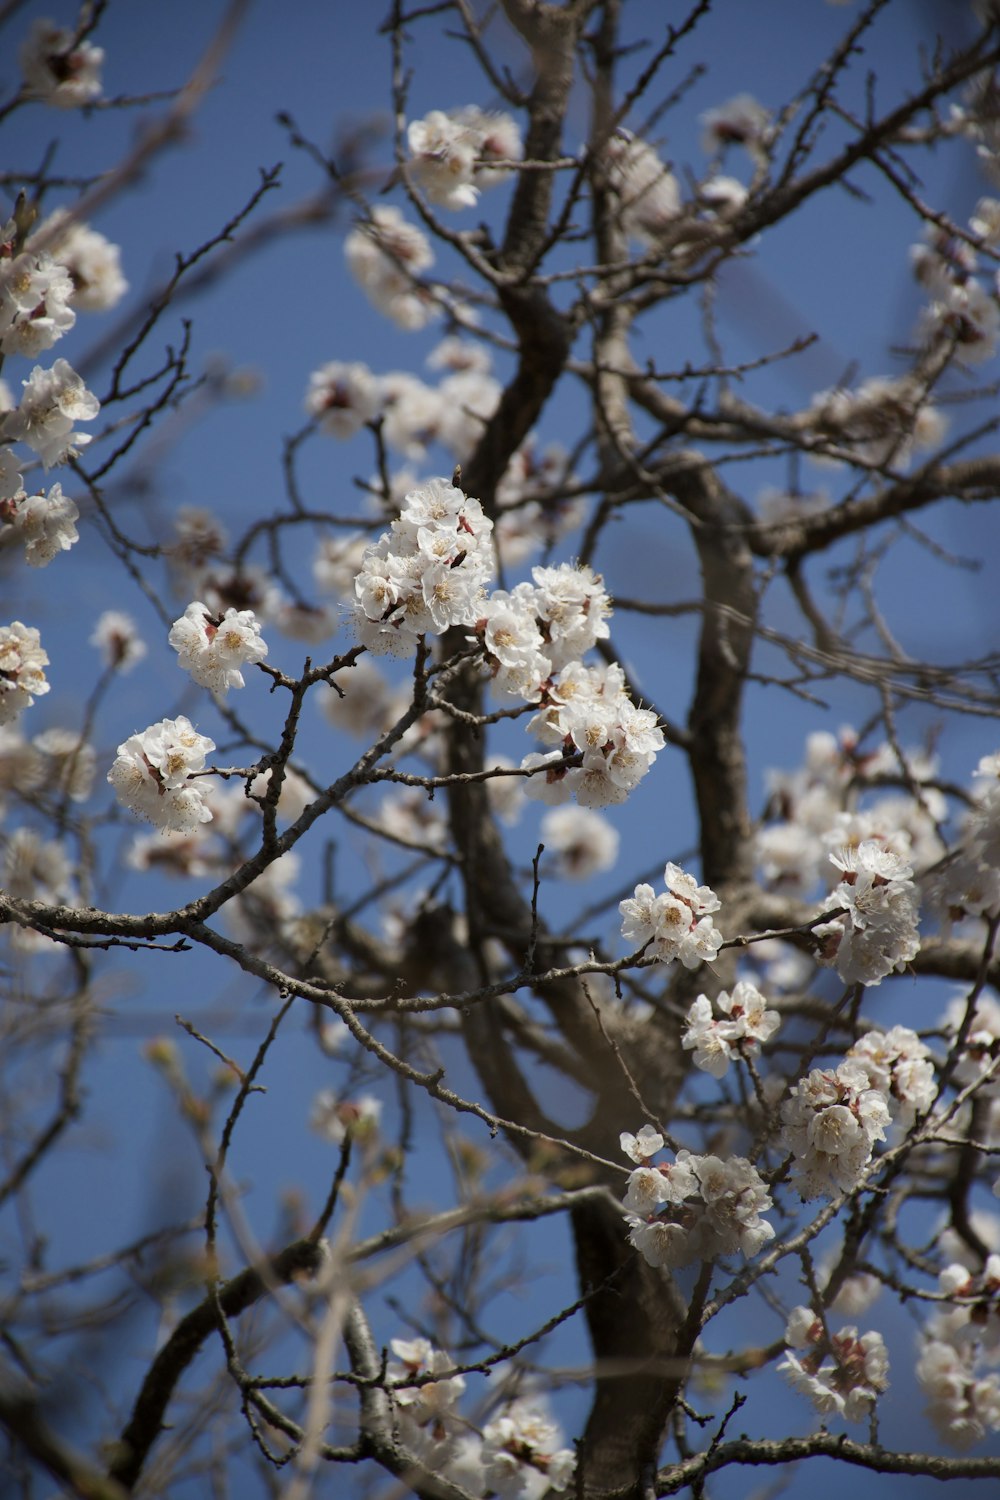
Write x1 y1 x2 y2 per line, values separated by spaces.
0 446 22 501
700 94 771 161
169 602 268 695
481 1400 574 1498
387 1336 465 1462
107 716 215 833
779 1309 889 1424
819 838 921 986
541 805 619 880
781 1061 890 1199
605 130 681 246
90 610 147 673
847 1025 936 1125
350 478 494 654
304 360 380 437
620 864 723 968
345 206 438 330
0 250 75 356
451 105 523 185
30 212 128 311
0 622 50 725
624 1147 773 1266
407 110 480 210
620 1125 665 1164
2 827 77 951
19 18 103 107
310 1090 382 1144
4 358 100 468
682 981 780 1077
407 106 521 210
33 726 95 802
917 1338 1000 1448
923 278 1000 363
699 174 748 217
7 482 79 565
808 376 946 469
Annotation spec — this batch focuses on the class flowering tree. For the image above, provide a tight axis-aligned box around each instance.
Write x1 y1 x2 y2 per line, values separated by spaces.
5 2 1000 1496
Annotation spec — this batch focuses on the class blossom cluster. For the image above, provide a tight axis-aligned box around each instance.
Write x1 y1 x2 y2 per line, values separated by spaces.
806 374 946 470
479 563 611 701
681 980 780 1077
385 1338 574 1497
942 991 1000 1098
19 17 104 107
912 205 1000 364
619 863 723 967
344 205 438 330
605 130 681 246
406 105 522 210
0 226 75 358
778 1305 889 1424
816 839 921 987
620 1126 774 1267
755 727 945 900
305 347 501 463
0 622 50 726
1 481 79 566
845 1025 936 1126
1 356 99 469
780 1058 890 1200
917 1339 1000 1448
168 601 269 696
476 566 663 807
349 477 494 654
107 717 215 834
916 1252 1000 1445
931 752 1000 920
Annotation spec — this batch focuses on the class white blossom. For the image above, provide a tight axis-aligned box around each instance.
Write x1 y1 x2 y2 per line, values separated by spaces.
310 1090 382 1144
386 1336 466 1464
4 358 100 468
817 838 921 986
0 622 50 725
31 211 127 311
620 863 723 968
305 360 380 437
33 726 95 802
107 716 215 833
778 1307 889 1423
1 827 77 951
350 477 493 654
407 110 480 210
19 18 103 107
168 602 268 695
90 610 147 673
781 1060 891 1199
682 980 780 1077
0 246 75 356
481 1400 574 1498
620 1133 773 1267
541 804 619 880
344 205 438 330
407 106 522 210
917 1338 1000 1448
604 130 681 246
6 482 79 565
846 1025 936 1125
700 93 771 162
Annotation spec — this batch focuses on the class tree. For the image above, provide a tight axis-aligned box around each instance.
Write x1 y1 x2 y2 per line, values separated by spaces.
3 0 1000 1495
